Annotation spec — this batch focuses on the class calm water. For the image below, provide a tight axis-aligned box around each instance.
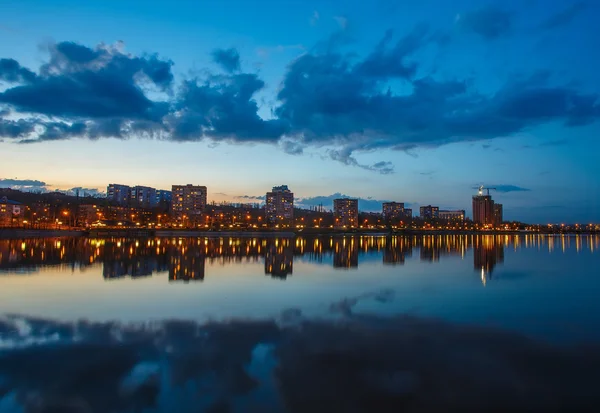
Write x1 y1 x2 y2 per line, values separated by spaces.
1 235 600 412
1 234 599 342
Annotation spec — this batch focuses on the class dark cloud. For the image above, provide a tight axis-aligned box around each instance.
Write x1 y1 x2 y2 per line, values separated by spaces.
238 194 266 200
0 41 172 120
459 6 513 39
296 193 397 211
0 118 37 139
170 73 289 142
281 140 304 155
0 58 37 84
474 184 530 193
1 37 600 174
354 25 428 79
539 2 587 30
0 178 47 188
212 48 241 73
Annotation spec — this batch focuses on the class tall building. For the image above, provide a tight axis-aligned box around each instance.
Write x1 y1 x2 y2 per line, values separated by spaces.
107 184 131 206
420 205 439 220
266 185 294 226
131 186 157 208
382 202 405 221
171 185 207 222
333 198 359 229
156 190 172 206
473 192 495 225
439 210 465 221
404 208 413 219
0 197 21 227
494 203 503 225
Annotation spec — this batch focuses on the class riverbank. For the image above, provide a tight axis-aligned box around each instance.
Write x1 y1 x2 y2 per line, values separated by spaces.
1 228 597 239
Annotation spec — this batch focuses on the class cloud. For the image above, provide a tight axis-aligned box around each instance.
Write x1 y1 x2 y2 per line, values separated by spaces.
0 42 172 122
296 193 403 211
474 184 531 193
1 37 599 174
211 48 241 73
333 16 348 29
64 187 106 197
458 6 513 39
0 58 37 83
310 10 320 26
169 73 289 142
0 178 46 188
539 2 587 30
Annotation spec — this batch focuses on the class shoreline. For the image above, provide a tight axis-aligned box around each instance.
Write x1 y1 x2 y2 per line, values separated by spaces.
1 228 598 239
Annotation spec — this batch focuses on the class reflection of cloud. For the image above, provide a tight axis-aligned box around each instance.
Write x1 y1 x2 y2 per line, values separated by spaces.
2 313 599 412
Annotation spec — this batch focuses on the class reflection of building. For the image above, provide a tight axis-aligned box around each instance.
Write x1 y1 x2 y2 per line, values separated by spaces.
474 236 505 284
266 185 294 226
265 239 293 278
333 199 358 229
420 236 440 262
419 205 439 220
382 202 405 222
171 184 207 222
169 250 205 282
494 204 503 225
333 237 358 268
131 186 157 208
107 184 131 206
439 210 465 221
383 236 410 265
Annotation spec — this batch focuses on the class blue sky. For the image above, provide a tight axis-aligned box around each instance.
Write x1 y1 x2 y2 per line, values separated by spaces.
0 0 599 223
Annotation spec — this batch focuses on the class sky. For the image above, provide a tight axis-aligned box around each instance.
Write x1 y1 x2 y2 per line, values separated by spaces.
0 0 599 223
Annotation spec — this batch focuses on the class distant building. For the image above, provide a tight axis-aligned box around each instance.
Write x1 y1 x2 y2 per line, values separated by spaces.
107 184 131 206
333 198 359 229
473 194 495 225
382 202 405 221
404 208 413 219
78 204 103 226
494 203 503 225
131 186 157 209
156 190 172 206
266 185 294 226
0 197 21 226
439 210 465 221
420 205 439 220
171 184 207 222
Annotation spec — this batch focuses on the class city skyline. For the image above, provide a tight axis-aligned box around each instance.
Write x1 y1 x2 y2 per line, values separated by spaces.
1 0 599 223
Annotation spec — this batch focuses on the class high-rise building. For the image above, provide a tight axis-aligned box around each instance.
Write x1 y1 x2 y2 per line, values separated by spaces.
439 210 465 221
333 198 359 229
420 205 439 220
382 202 405 221
171 185 207 222
473 193 495 225
494 203 503 225
107 184 131 206
404 208 413 219
265 185 294 226
156 190 172 206
131 186 157 208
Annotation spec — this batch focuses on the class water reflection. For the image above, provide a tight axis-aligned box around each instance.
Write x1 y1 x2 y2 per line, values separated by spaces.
0 235 598 283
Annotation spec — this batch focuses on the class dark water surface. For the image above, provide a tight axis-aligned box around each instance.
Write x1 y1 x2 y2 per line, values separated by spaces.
1 235 600 412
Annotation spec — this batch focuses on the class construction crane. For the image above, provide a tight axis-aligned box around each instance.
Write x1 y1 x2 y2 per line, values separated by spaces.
477 185 497 196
